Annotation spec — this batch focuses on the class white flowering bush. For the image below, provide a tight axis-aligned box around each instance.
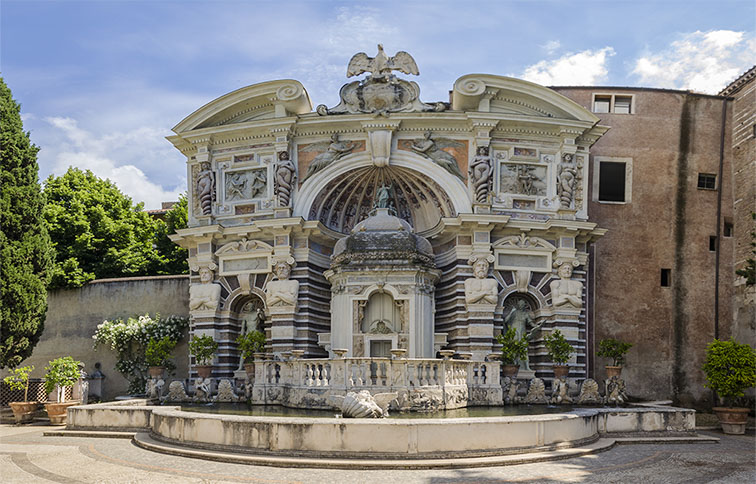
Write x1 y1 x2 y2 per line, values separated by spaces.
93 314 188 394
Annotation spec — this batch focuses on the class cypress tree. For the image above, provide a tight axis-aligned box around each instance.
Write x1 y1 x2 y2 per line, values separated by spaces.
0 77 54 368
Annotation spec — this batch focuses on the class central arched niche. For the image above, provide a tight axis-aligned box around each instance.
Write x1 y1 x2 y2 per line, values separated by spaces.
307 166 456 233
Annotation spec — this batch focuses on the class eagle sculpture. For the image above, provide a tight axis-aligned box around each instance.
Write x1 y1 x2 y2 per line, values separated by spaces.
347 44 419 80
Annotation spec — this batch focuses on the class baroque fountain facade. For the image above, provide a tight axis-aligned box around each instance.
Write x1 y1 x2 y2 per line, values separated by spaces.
168 46 609 411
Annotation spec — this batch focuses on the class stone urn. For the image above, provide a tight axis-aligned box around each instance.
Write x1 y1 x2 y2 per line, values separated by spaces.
502 364 520 378
605 365 622 378
332 348 348 358
8 401 38 424
553 365 570 379
390 348 407 359
195 365 213 379
45 401 80 425
713 407 750 435
439 350 455 360
148 366 164 379
291 350 305 359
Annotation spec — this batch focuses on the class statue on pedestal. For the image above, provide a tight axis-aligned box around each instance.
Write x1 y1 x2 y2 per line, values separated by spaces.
189 266 221 312
265 259 299 307
550 262 583 308
503 296 543 370
464 255 498 305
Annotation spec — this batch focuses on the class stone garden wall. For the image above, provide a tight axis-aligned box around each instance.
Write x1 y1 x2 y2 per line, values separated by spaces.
2 275 190 402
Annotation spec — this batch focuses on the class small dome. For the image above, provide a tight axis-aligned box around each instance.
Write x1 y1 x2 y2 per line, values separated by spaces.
332 208 435 268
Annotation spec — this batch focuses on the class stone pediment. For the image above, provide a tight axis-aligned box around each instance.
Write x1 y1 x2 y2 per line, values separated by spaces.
172 80 311 133
452 74 599 123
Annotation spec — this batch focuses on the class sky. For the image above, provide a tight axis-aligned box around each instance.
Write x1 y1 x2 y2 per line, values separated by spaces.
2 0 754 209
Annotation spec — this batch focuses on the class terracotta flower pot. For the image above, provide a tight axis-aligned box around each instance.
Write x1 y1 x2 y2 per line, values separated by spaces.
9 401 38 424
605 365 622 378
713 407 750 435
552 365 570 379
195 365 213 379
148 366 165 378
502 364 520 378
45 400 80 425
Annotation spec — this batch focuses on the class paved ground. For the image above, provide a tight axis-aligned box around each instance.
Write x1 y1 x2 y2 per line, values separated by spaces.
0 423 753 483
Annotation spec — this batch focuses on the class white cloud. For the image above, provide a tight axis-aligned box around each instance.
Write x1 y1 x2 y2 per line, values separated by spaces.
542 40 561 54
42 116 184 209
632 30 756 93
518 47 615 86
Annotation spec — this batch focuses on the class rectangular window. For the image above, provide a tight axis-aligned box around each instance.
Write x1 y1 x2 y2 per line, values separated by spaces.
709 236 717 252
697 173 716 190
724 221 733 237
661 269 671 287
592 94 634 114
598 162 627 202
593 95 611 113
613 96 632 114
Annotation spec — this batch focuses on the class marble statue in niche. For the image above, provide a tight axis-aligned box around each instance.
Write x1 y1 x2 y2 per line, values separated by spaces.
557 154 578 209
196 162 215 216
189 266 221 311
275 150 296 207
375 183 394 210
464 255 498 305
265 258 299 307
499 163 547 196
550 262 583 308
302 134 355 181
237 301 265 370
411 132 465 179
469 146 492 203
503 296 543 370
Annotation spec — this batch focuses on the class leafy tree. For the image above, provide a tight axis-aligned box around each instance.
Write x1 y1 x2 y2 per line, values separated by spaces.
0 77 54 368
43 167 164 288
152 194 188 274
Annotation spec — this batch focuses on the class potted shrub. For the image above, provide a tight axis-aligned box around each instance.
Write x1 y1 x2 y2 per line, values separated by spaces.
597 338 633 378
189 334 218 378
145 336 177 378
496 327 529 378
3 366 38 424
544 329 573 379
44 357 83 424
703 338 756 435
236 330 266 378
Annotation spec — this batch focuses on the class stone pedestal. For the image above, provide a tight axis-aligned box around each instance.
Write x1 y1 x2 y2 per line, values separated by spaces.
268 305 298 355
465 303 496 360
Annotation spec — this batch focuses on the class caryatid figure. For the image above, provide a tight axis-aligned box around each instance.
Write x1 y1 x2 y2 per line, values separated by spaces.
196 163 214 216
464 255 498 305
469 146 492 204
265 258 299 308
275 150 296 207
550 262 583 308
189 266 221 311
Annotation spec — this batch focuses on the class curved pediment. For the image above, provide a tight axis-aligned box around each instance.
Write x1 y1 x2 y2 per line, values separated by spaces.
172 80 312 133
452 74 599 123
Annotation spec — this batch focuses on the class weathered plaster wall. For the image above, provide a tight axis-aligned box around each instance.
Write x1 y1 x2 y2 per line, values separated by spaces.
8 276 190 401
554 87 735 408
723 71 756 348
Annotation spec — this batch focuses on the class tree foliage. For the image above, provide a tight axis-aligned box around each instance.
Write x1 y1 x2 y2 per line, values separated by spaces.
152 194 188 275
43 168 187 288
0 77 54 368
703 338 756 404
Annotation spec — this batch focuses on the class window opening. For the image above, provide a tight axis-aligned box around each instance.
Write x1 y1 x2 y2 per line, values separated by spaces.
697 173 716 190
709 236 717 252
598 161 627 202
661 269 671 287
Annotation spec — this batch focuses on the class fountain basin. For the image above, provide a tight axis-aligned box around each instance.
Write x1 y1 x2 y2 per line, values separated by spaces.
149 406 599 458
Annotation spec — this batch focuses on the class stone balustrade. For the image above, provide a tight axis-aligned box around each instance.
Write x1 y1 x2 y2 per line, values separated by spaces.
250 357 502 411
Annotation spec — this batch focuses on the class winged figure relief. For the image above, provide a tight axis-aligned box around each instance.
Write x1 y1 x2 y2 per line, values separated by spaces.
347 44 419 80
410 132 466 179
300 134 356 181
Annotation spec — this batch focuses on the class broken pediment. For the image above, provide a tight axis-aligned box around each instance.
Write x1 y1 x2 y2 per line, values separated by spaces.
452 74 599 123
